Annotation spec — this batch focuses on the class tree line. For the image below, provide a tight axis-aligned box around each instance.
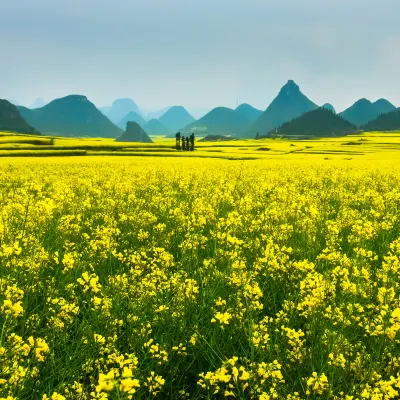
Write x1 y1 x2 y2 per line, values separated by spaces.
175 132 195 151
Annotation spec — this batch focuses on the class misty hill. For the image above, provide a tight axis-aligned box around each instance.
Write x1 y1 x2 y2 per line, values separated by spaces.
147 106 171 120
322 103 336 113
18 95 123 137
182 107 250 135
158 106 195 132
235 103 263 122
6 99 20 106
116 121 153 143
339 98 396 127
117 111 147 130
247 80 318 137
363 108 400 132
271 108 357 137
0 99 39 134
103 98 141 124
144 119 172 135
30 98 46 109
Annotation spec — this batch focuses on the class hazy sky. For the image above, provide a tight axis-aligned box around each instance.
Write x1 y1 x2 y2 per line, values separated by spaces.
1 0 399 115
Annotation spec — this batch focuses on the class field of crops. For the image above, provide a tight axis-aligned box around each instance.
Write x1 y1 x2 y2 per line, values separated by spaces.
1 150 400 399
1 130 400 162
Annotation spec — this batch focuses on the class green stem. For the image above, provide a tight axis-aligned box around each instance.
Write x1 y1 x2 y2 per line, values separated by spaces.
0 315 9 348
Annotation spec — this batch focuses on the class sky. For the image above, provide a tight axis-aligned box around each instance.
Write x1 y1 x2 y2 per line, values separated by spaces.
1 0 399 116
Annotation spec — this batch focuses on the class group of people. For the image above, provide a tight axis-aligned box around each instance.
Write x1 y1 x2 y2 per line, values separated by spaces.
175 132 195 151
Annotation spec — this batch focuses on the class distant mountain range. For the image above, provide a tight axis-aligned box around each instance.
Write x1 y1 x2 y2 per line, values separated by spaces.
117 111 147 130
144 119 172 135
339 99 396 127
235 103 263 122
30 98 46 109
363 108 400 132
158 106 195 133
271 108 357 137
147 106 172 120
18 95 123 137
116 121 153 143
118 105 195 136
101 98 142 124
0 99 39 134
182 107 250 135
4 83 399 139
247 80 319 137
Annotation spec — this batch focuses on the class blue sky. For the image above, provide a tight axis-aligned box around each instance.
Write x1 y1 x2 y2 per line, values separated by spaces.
1 0 399 115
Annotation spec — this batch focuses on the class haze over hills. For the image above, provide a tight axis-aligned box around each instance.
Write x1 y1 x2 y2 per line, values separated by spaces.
102 98 142 124
6 99 20 106
339 98 396 127
158 106 195 133
271 108 357 137
235 103 263 123
0 99 39 134
117 111 147 130
182 107 250 135
18 95 123 137
5 81 399 139
30 98 46 109
116 121 153 143
144 119 172 135
363 108 400 132
146 106 171 120
247 80 318 137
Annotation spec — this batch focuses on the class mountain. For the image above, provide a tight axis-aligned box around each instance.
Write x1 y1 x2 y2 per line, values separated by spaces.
116 122 153 143
158 106 195 133
247 80 318 137
144 119 172 135
187 107 211 119
374 99 396 112
117 111 147 130
339 98 396 127
147 106 171 120
182 107 250 135
270 108 357 137
0 99 39 134
363 108 400 132
235 103 263 122
6 99 20 106
99 106 111 115
18 95 123 137
104 98 141 124
322 103 336 113
30 98 46 109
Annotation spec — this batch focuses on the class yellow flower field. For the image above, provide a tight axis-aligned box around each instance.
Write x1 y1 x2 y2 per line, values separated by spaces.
1 155 400 399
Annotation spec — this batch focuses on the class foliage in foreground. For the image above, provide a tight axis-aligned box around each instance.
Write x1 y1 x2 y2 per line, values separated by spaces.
0 158 400 399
